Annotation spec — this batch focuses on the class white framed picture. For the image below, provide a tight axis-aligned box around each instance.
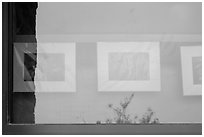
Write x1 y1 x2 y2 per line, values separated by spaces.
97 42 161 92
180 46 202 96
13 43 76 92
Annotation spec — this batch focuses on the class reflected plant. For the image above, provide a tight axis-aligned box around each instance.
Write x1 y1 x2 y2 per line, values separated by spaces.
107 93 134 124
105 93 159 124
105 118 113 124
139 107 159 124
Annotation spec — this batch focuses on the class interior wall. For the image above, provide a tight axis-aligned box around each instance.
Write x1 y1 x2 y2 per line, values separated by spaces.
35 2 202 123
36 2 201 34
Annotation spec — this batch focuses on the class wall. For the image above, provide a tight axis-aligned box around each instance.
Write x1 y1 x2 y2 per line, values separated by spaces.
35 2 202 123
36 2 201 34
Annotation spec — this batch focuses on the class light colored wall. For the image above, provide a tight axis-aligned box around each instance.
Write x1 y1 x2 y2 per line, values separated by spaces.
35 2 202 123
36 2 201 35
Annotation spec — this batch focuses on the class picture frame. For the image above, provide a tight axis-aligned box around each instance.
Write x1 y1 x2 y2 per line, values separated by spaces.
13 43 76 92
97 42 161 92
180 46 202 96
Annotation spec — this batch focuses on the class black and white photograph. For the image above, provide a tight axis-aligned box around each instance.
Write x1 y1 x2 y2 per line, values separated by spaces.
2 2 202 135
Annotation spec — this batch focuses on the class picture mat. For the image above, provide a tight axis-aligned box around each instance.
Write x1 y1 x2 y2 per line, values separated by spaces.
13 43 76 92
97 42 161 92
24 53 65 81
180 46 202 96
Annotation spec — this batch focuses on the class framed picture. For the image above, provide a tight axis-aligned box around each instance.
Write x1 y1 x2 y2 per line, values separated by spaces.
13 43 76 92
97 42 161 92
180 46 202 96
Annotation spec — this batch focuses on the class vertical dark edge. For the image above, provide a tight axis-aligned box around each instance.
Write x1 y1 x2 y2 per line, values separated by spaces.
9 2 14 124
2 2 14 134
2 2 8 134
12 2 37 124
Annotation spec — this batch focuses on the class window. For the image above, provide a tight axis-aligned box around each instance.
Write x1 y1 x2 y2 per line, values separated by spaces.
2 2 202 135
